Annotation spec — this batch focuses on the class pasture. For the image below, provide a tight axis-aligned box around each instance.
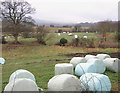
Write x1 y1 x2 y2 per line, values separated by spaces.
1 32 120 91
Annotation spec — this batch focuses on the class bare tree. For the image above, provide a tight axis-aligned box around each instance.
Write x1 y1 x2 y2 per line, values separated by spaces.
1 0 35 43
97 20 111 41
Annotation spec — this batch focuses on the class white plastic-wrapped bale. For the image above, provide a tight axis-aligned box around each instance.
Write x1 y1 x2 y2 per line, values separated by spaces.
58 33 61 36
96 54 111 60
70 57 87 68
9 69 36 83
48 74 82 91
80 73 111 91
103 58 120 73
68 33 73 36
55 63 73 75
85 55 98 60
0 58 5 64
87 58 106 73
4 78 39 91
75 63 96 76
83 36 87 39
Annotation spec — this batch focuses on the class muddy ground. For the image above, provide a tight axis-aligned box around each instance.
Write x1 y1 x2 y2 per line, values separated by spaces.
65 52 120 59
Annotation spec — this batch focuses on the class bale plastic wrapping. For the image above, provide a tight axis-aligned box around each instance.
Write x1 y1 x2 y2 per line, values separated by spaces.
85 55 98 60
0 58 5 64
68 33 72 36
4 78 39 91
70 57 87 68
55 63 73 75
80 73 111 91
75 63 96 76
103 58 120 72
96 54 111 60
9 69 36 83
87 58 106 73
48 74 82 91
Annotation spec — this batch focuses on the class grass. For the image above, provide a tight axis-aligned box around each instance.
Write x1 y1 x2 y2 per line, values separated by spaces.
1 32 120 91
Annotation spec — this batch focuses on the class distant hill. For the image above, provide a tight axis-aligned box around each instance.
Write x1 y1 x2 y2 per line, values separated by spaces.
76 22 96 27
34 19 75 27
34 19 117 27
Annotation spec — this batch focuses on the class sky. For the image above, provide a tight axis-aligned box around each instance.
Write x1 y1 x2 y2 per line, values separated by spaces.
5 0 120 23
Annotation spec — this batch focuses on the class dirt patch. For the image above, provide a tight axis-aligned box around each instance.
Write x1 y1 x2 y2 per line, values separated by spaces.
49 59 71 62
65 52 120 59
25 59 71 65
2 45 22 51
25 61 38 65
28 41 40 46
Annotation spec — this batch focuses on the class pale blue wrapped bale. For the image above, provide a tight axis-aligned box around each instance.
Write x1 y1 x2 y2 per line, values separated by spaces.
0 58 5 64
68 33 73 36
80 73 111 91
87 58 106 73
75 63 96 76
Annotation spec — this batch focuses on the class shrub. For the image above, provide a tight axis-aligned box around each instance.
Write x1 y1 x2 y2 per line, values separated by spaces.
36 26 49 45
114 32 120 42
98 40 118 48
2 36 7 44
86 38 95 48
22 32 31 38
70 38 95 48
60 38 68 46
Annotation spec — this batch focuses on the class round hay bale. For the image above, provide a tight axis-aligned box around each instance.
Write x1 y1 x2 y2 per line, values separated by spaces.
9 69 36 83
103 58 120 72
68 33 73 36
55 63 73 75
87 58 106 73
75 63 96 76
80 73 111 91
48 74 82 91
0 57 5 64
96 54 111 60
4 78 39 91
85 55 98 60
83 36 87 39
70 57 87 68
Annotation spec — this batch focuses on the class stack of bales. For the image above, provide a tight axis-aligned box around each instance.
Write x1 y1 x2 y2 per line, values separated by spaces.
4 69 39 91
49 61 82 91
75 58 106 76
49 53 118 91
96 54 120 73
69 54 113 91
4 53 118 92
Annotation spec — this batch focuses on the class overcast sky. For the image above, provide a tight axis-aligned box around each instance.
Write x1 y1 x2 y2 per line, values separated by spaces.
26 0 118 23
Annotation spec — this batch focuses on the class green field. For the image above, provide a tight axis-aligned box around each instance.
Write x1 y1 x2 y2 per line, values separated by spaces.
5 33 99 45
1 32 120 91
